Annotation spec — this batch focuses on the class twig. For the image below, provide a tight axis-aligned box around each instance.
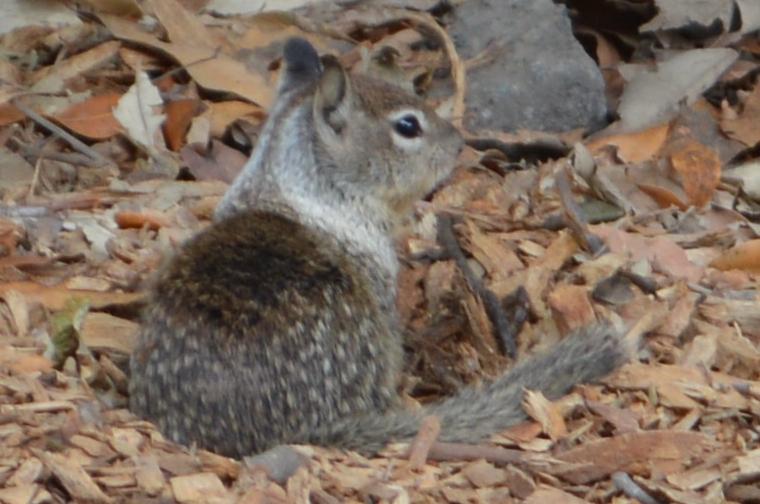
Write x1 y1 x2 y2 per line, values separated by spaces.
556 167 605 255
11 98 113 167
0 205 51 218
406 415 441 470
437 213 518 357
13 139 104 167
611 472 662 504
426 441 530 465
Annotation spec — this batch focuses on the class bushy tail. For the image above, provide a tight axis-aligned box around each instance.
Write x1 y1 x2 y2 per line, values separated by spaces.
302 325 630 453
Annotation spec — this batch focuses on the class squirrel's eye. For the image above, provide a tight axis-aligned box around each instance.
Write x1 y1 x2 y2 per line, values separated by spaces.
394 114 422 139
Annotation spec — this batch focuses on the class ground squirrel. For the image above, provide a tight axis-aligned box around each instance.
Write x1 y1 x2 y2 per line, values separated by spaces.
129 38 629 458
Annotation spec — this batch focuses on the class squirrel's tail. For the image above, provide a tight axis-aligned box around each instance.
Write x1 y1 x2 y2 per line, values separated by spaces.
302 325 630 453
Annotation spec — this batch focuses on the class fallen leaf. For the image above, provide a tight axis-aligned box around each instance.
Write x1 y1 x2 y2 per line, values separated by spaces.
638 182 689 210
113 69 166 153
587 122 670 163
0 281 143 311
668 138 721 207
710 239 760 272
617 49 737 131
54 93 124 140
32 40 121 93
99 13 274 107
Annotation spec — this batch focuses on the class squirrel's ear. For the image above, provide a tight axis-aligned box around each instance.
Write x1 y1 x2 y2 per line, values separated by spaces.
279 37 321 93
315 55 349 134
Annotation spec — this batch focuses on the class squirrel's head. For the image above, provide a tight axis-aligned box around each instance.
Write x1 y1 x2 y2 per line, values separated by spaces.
280 38 464 222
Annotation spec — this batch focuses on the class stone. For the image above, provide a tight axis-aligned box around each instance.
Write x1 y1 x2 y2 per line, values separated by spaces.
449 0 608 133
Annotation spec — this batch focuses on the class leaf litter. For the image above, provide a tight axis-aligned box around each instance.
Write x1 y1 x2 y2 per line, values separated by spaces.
0 0 759 502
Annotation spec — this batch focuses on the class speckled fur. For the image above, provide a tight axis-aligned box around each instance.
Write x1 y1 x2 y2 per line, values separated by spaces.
129 38 630 458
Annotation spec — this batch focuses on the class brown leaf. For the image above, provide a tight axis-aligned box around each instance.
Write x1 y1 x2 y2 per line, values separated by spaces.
668 138 721 207
710 239 760 273
587 122 670 163
638 182 689 210
54 94 123 140
114 210 171 231
99 14 274 107
0 102 25 126
164 99 201 151
0 281 143 311
32 41 122 92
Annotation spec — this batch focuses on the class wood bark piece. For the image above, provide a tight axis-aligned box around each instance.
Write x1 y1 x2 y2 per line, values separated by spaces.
407 415 441 470
555 431 713 484
170 472 229 503
36 450 111 503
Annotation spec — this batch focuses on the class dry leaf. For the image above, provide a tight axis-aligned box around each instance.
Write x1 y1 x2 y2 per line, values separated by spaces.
54 93 124 140
113 69 166 153
32 40 121 93
163 99 201 151
710 239 760 273
99 12 274 107
618 49 737 131
668 138 721 207
587 122 670 164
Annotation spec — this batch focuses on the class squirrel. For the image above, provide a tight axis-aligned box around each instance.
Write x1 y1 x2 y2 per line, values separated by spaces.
128 38 631 458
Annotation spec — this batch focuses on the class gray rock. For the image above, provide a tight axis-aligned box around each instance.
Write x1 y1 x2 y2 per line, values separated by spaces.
450 0 608 133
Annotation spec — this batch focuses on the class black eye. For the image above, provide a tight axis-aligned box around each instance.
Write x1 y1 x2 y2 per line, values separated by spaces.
394 114 422 138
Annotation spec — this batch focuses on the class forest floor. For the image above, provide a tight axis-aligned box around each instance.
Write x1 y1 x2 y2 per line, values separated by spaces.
1 0 760 502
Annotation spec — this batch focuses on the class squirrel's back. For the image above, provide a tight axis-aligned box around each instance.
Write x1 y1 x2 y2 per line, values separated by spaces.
130 210 402 456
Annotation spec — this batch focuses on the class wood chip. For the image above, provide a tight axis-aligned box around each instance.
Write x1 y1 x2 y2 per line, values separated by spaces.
523 486 588 503
461 459 507 488
108 427 143 457
135 455 165 496
36 450 111 503
503 465 536 499
555 431 713 484
70 435 116 458
737 449 760 477
0 485 39 504
522 390 568 441
170 472 229 503
7 457 44 486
